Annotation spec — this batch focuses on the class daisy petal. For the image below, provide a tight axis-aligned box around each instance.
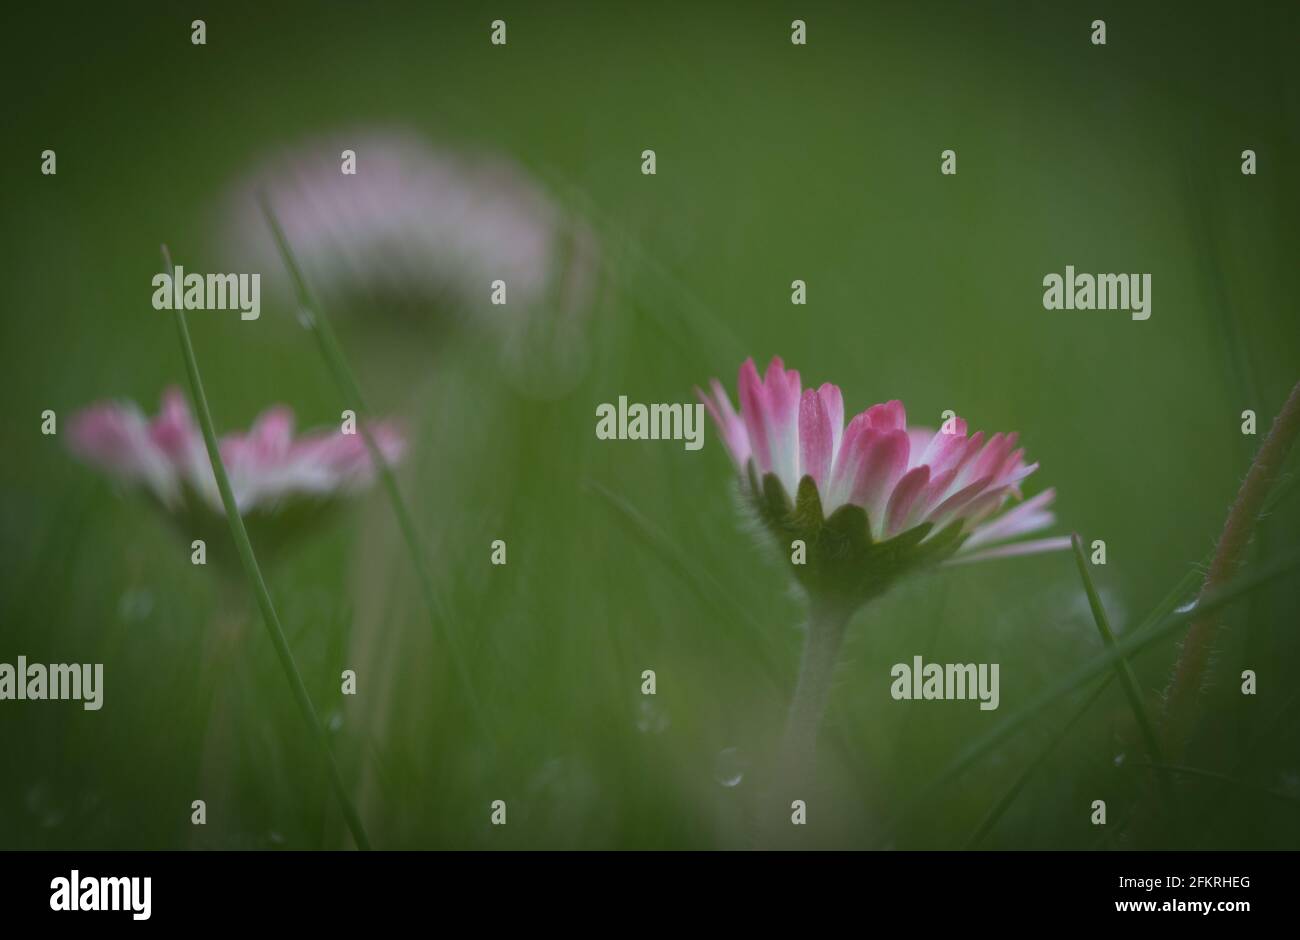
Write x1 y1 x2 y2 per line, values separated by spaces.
798 387 833 487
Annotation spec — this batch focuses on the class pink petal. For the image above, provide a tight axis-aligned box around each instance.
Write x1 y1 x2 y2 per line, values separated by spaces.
864 399 906 432
763 357 800 421
1002 460 1039 498
909 465 959 525
848 428 910 530
696 379 751 469
922 424 975 476
148 387 199 464
798 387 833 487
763 357 802 489
963 488 1057 549
826 412 869 510
817 383 844 465
996 447 1025 482
70 403 147 469
906 427 934 466
247 405 296 461
68 399 179 505
884 465 930 537
948 430 985 479
946 536 1072 565
926 474 995 529
737 358 772 473
965 432 1013 485
956 486 1011 529
301 422 405 473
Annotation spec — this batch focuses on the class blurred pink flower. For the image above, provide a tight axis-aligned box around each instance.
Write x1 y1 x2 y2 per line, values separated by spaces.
219 128 599 395
698 357 1068 593
69 387 404 517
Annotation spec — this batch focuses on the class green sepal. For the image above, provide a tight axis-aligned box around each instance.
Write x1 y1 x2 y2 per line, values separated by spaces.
742 463 972 609
761 472 793 521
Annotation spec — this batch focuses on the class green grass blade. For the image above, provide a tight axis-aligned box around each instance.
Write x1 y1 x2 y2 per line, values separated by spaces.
257 196 495 750
162 244 371 851
1070 534 1167 771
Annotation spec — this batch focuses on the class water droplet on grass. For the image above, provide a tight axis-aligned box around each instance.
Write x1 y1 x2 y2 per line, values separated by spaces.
714 747 747 788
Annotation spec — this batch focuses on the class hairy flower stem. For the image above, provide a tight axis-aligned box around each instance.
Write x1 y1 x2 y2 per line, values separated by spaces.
1162 379 1300 756
780 599 854 777
758 597 853 847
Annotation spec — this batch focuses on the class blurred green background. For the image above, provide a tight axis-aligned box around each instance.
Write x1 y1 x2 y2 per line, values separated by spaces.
2 0 1297 850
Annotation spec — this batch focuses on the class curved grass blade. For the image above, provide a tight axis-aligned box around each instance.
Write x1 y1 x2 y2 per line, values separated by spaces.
1070 533 1169 800
163 244 371 850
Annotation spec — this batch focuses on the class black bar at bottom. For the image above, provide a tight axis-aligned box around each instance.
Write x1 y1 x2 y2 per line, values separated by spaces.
0 850 1284 925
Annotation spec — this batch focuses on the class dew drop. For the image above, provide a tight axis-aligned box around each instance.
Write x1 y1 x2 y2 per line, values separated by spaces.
714 747 748 788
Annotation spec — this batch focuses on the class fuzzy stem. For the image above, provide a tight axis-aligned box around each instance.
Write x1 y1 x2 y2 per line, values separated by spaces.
777 597 854 787
1162 379 1300 755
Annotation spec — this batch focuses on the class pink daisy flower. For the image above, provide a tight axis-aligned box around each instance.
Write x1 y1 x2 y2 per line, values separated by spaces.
698 357 1068 606
219 127 600 395
69 387 404 522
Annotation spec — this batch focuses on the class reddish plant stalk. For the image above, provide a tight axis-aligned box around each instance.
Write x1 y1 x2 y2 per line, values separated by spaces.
1162 379 1300 754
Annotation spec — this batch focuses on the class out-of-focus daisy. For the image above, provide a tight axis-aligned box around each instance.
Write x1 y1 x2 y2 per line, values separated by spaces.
69 387 403 559
220 127 599 394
